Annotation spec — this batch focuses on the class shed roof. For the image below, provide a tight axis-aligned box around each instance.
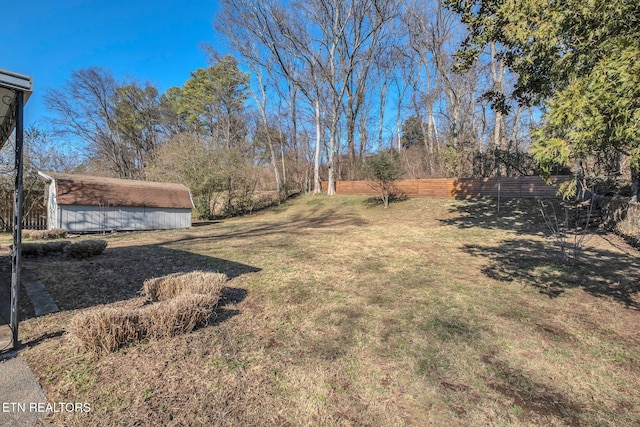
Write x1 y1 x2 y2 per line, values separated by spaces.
38 171 193 209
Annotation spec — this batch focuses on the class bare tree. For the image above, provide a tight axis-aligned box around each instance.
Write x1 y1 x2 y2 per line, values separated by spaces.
307 0 400 193
404 1 486 177
403 0 442 175
338 0 398 179
218 0 329 194
218 0 398 193
45 68 163 179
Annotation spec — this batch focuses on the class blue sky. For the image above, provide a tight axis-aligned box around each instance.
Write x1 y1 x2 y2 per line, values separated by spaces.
2 0 222 127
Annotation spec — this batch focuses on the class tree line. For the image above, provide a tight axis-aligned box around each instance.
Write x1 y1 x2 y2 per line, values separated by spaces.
4 0 636 217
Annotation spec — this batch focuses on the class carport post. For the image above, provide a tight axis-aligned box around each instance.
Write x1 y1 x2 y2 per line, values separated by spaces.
0 69 31 351
11 91 24 349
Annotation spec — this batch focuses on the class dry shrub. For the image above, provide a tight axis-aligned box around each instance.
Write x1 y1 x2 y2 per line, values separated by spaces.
143 271 227 302
68 308 144 353
22 228 67 240
20 240 70 257
64 239 108 259
144 293 220 339
47 228 68 239
69 272 227 353
22 230 46 240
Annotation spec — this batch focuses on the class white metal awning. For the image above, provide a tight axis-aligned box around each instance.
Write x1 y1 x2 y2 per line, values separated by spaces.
0 68 32 149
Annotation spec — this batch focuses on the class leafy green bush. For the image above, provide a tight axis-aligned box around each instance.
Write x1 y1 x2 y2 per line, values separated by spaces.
362 151 403 208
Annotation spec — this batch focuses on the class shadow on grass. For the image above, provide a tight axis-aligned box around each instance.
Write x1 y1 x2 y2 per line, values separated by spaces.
482 353 583 426
363 193 409 208
0 244 260 322
156 205 369 247
440 198 551 236
464 238 640 309
1 201 366 325
191 220 222 227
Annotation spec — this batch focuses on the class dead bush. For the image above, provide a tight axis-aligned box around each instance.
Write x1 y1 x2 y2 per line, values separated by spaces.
69 272 227 353
47 228 68 239
143 271 227 302
63 239 108 259
22 230 46 240
68 308 144 353
144 293 220 339
22 228 67 240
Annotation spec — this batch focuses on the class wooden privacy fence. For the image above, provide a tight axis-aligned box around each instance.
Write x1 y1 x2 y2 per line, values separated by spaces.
0 195 47 231
322 176 571 199
0 205 47 231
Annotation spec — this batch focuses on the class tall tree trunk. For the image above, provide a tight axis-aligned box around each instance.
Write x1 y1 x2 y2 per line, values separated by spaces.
289 86 299 190
313 99 322 194
327 115 338 196
378 80 387 152
261 108 282 193
491 42 507 175
254 71 281 194
359 109 368 163
346 93 356 180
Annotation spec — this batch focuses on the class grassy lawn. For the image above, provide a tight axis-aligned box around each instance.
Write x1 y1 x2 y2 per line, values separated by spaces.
3 195 640 426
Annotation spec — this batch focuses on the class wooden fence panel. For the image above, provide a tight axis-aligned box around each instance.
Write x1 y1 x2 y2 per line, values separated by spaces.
0 192 47 231
323 176 570 199
0 205 47 231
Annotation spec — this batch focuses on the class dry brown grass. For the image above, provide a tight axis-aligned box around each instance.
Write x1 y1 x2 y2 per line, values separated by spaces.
68 272 227 353
143 271 227 302
68 308 144 353
10 195 640 426
22 228 68 240
143 293 221 339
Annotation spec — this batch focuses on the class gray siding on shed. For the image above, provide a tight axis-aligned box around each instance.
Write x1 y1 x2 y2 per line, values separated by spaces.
39 171 194 232
53 205 191 232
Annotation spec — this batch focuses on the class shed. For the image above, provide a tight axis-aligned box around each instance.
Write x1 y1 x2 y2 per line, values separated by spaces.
38 171 194 232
